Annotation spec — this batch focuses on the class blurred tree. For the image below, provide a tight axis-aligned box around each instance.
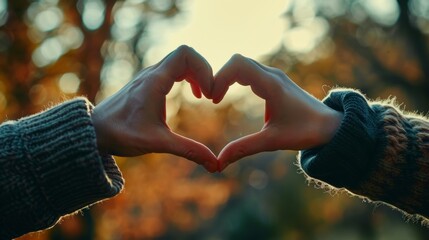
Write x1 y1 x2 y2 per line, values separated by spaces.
0 0 183 120
3 0 429 239
260 0 429 239
264 0 429 112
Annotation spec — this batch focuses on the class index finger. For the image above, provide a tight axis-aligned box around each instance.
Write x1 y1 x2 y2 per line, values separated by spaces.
159 45 214 99
212 54 274 103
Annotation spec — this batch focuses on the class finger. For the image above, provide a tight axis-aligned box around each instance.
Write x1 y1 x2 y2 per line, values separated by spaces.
212 54 271 103
160 45 214 98
186 78 202 99
190 83 202 99
164 131 218 173
218 129 274 171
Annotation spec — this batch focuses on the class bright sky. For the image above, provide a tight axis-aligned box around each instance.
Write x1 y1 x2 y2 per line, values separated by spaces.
24 0 401 100
145 0 288 73
143 0 288 107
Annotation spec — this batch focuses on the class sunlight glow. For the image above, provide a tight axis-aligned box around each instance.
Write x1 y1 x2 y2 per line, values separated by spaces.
283 17 329 53
145 0 286 73
292 0 317 22
143 0 287 110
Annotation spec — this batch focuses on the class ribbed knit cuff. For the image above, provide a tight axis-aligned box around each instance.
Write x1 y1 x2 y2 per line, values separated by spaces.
299 89 385 188
17 98 124 216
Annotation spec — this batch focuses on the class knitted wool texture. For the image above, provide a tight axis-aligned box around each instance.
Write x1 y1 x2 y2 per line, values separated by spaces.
300 89 429 223
0 98 124 239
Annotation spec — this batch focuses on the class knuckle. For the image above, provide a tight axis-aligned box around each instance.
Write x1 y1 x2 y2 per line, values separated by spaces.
270 68 285 77
233 144 247 159
146 70 169 91
176 44 192 55
184 149 196 161
231 53 245 63
237 148 247 158
190 61 205 74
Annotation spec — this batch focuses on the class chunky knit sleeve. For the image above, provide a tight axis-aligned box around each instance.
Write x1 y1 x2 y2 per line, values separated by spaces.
0 98 124 239
299 89 429 222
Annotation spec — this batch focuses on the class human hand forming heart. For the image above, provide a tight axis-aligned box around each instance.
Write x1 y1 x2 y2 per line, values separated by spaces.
92 45 218 172
212 54 343 171
92 45 343 173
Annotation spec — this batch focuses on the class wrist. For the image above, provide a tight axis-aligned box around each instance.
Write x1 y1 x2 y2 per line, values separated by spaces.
317 107 343 146
91 108 109 155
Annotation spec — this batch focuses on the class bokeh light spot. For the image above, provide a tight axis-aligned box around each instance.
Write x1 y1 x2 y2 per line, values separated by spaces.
58 24 84 49
100 59 135 98
283 17 329 54
410 0 429 20
82 0 105 30
59 73 81 94
114 6 141 29
248 169 268 190
34 7 63 32
32 37 64 67
0 0 8 26
362 0 399 26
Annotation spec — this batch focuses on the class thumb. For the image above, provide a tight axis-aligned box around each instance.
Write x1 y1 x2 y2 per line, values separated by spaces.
163 132 218 173
218 130 273 171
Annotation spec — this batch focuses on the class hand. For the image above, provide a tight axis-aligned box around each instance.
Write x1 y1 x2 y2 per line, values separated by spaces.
212 54 343 171
91 45 218 172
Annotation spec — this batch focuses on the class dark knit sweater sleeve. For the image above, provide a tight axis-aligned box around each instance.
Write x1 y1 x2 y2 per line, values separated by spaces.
299 89 429 221
0 98 124 239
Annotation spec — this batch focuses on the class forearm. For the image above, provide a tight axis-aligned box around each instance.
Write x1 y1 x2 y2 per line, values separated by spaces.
299 89 429 221
0 98 124 239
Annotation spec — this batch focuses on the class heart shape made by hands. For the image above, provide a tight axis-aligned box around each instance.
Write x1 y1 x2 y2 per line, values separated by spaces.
164 52 340 173
95 46 339 174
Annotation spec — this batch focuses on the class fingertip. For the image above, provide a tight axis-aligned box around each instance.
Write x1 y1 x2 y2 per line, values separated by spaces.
199 77 214 99
212 95 223 104
202 87 213 99
212 84 228 104
202 157 218 173
203 163 218 173
217 148 235 172
190 84 202 99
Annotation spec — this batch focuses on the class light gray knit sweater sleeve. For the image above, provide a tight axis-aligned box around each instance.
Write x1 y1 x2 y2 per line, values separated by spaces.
0 98 124 239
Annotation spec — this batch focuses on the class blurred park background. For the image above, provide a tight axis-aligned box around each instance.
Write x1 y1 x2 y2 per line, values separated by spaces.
1 0 429 239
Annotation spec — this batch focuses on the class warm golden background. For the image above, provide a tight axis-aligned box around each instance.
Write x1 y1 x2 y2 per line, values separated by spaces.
2 0 429 239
